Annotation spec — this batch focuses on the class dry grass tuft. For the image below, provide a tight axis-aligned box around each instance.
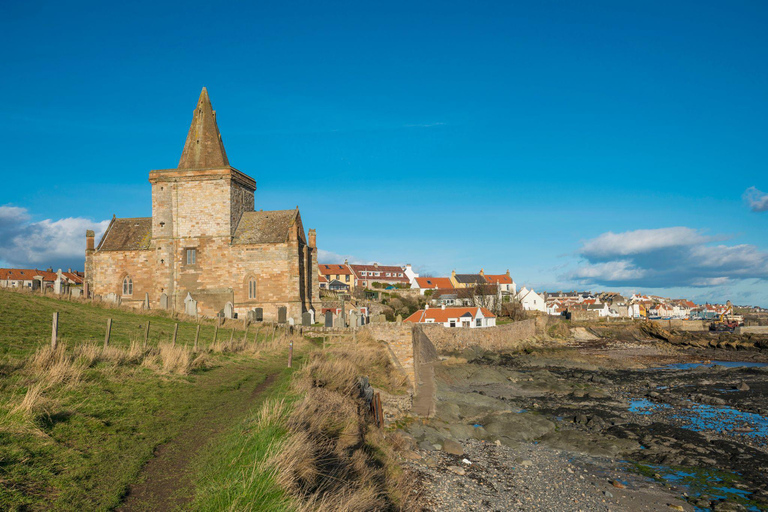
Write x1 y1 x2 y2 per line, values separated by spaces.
158 342 191 374
10 383 50 420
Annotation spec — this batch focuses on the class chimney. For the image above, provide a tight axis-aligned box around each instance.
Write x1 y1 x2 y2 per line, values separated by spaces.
441 304 446 310
68 268 71 273
86 230 95 251
425 304 429 310
451 269 456 278
479 268 484 276
344 258 348 265
506 269 510 277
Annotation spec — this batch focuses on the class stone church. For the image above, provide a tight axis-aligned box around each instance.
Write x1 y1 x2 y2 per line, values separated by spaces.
85 88 318 322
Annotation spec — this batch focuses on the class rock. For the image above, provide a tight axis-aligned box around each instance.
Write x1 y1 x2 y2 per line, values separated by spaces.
442 439 464 456
736 381 750 391
574 414 588 425
668 505 684 511
610 480 626 489
419 440 437 451
520 459 533 467
447 465 466 476
603 490 613 498
400 450 422 460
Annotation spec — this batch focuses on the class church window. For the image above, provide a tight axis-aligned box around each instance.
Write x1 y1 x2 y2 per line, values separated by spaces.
248 279 257 299
186 248 197 265
122 276 133 295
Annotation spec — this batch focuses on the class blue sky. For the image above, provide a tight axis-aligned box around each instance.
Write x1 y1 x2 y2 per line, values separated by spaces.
1 1 767 305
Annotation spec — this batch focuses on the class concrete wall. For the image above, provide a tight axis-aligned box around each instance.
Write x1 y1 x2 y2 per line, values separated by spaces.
650 319 710 332
737 326 768 334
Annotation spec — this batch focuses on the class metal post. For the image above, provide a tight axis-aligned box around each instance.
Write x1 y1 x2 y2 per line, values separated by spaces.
51 312 59 350
104 318 112 347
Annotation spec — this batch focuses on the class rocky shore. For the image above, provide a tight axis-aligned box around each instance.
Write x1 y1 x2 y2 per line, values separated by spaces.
398 331 768 511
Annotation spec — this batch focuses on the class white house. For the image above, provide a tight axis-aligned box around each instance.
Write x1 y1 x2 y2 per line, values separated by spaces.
404 264 419 286
404 305 496 328
517 287 546 312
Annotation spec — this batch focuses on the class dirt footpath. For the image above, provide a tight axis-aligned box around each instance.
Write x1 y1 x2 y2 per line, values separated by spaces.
118 363 284 512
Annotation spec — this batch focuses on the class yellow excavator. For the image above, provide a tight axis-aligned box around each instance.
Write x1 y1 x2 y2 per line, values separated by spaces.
710 312 738 332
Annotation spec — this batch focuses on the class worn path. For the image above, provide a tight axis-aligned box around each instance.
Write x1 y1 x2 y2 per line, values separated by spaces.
117 361 286 512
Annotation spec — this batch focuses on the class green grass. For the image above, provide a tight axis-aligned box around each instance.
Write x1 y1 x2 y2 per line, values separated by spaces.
0 288 279 359
0 288 299 511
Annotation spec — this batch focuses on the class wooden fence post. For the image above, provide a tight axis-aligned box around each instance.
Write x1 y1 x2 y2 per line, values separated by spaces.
253 326 261 344
144 321 151 348
194 324 201 351
51 312 59 350
171 323 179 346
104 318 112 348
228 329 234 344
271 324 276 343
242 326 248 343
213 325 219 347
288 338 293 368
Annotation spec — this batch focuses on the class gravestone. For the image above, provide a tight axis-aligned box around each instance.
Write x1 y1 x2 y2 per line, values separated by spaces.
334 312 345 328
277 306 287 324
224 302 234 319
288 317 294 326
254 307 263 321
325 311 333 327
302 312 312 326
144 292 150 310
53 271 64 294
396 314 403 325
71 288 82 298
104 292 118 304
309 309 315 324
349 310 358 328
160 293 169 309
184 293 197 317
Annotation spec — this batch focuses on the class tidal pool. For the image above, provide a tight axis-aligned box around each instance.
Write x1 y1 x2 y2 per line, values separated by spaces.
656 361 768 370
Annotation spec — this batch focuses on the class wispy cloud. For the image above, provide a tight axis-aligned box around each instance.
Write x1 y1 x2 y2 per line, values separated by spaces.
0 205 109 271
317 249 370 265
743 186 768 212
403 122 447 128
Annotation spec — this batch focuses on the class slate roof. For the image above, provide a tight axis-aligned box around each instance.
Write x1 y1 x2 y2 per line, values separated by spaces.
98 218 152 251
232 210 300 244
454 274 486 285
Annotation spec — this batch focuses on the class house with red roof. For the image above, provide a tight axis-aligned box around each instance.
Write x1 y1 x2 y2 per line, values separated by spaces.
480 269 516 295
0 268 58 291
404 305 496 328
318 262 355 290
412 276 454 295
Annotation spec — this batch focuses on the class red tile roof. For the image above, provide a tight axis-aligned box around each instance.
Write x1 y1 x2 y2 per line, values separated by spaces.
414 277 454 289
318 274 328 283
0 269 58 281
484 274 513 285
404 307 495 323
318 264 352 276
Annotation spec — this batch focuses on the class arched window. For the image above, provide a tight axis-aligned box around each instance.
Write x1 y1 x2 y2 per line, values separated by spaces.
122 276 133 295
248 279 257 300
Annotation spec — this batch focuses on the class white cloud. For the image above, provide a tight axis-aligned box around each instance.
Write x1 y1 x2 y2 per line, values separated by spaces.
317 249 370 265
743 186 768 212
570 227 768 288
580 227 709 258
0 205 109 270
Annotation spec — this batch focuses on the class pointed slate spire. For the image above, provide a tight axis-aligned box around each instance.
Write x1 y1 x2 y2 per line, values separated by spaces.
178 87 230 169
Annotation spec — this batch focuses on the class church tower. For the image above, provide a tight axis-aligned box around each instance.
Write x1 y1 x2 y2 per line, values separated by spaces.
149 87 256 240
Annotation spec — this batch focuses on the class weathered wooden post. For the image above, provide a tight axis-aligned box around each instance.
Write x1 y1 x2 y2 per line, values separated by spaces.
253 326 261 344
194 324 201 351
288 338 293 368
51 312 59 350
229 329 234 344
104 318 112 347
172 323 179 347
271 323 276 343
144 321 151 348
242 326 249 344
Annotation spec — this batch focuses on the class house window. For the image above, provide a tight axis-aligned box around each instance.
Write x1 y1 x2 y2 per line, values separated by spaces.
386 273 391 277
186 248 197 265
345 275 350 282
476 319 482 327
248 279 257 299
122 276 133 295
449 320 456 327
399 273 403 277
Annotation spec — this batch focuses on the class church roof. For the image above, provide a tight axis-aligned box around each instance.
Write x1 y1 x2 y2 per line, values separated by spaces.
232 210 302 244
97 217 152 251
178 87 230 169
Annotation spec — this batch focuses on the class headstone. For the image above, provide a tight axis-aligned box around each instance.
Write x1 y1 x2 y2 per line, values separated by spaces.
160 293 169 309
71 288 82 298
325 311 333 327
309 309 315 324
104 292 118 304
277 306 287 324
349 310 359 328
184 293 197 317
334 312 345 328
287 317 295 326
224 302 234 319
144 292 150 310
396 314 403 325
54 271 64 294
302 312 312 326
254 307 263 321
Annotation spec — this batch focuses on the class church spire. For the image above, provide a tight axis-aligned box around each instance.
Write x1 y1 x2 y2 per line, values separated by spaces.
178 87 230 169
